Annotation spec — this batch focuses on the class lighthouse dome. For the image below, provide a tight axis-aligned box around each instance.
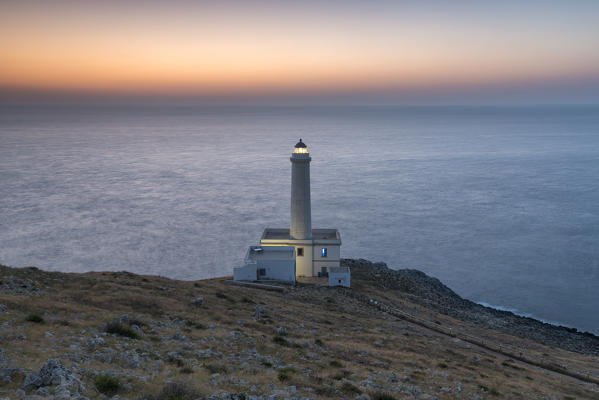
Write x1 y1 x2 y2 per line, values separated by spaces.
294 139 307 148
293 139 308 154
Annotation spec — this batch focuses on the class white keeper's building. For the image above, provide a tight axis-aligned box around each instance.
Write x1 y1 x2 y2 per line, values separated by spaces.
234 139 349 286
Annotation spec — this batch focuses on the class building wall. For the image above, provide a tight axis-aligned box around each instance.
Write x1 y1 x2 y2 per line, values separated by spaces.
234 264 257 281
329 270 350 287
293 245 313 276
259 239 340 277
313 244 340 274
313 244 340 261
259 259 296 282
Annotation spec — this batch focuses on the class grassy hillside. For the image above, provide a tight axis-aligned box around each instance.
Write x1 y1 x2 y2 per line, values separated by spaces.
0 261 598 399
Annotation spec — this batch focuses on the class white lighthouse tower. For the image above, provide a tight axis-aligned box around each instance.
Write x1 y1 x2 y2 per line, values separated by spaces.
234 139 347 286
290 139 312 240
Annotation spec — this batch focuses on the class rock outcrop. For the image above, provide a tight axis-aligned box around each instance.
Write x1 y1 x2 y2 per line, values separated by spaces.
344 258 599 355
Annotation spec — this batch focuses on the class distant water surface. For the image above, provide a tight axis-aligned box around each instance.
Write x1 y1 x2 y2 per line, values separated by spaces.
1 105 598 333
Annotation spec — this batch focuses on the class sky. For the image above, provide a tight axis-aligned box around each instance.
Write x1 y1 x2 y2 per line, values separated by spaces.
1 0 599 105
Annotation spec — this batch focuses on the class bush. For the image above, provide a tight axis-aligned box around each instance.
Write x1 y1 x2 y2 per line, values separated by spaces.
202 363 227 374
25 314 44 323
180 366 193 374
332 370 350 380
166 354 184 367
341 382 361 394
105 320 139 339
278 371 290 381
314 338 324 346
273 335 288 346
329 360 343 368
370 391 396 400
314 386 337 397
94 374 120 396
154 382 199 400
215 291 235 302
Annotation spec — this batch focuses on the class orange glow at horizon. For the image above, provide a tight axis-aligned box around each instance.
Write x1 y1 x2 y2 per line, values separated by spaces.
2 1 599 98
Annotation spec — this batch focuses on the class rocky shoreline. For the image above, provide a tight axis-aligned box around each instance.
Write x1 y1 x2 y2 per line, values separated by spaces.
342 258 599 356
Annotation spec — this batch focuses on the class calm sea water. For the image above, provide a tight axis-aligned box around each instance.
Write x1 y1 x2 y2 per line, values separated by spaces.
1 105 598 333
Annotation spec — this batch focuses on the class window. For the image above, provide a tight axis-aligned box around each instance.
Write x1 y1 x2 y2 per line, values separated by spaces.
321 248 327 258
297 247 304 257
258 268 266 276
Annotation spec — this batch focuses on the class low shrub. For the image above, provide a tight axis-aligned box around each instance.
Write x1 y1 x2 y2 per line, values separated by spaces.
203 363 227 374
314 386 336 397
314 338 324 346
370 391 396 400
94 374 120 396
180 366 193 374
277 371 290 381
273 335 288 346
332 370 350 380
25 314 44 323
340 382 361 395
166 354 184 367
215 291 235 302
105 320 139 339
329 360 343 368
153 382 199 400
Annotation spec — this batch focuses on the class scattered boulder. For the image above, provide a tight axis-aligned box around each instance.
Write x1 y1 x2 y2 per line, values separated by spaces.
130 324 143 336
22 359 84 394
253 305 263 320
22 372 42 388
275 327 287 336
192 296 203 307
85 336 105 351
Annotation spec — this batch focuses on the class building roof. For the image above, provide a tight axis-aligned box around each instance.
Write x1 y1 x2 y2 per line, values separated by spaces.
261 228 340 241
245 245 295 262
294 138 307 148
329 266 350 274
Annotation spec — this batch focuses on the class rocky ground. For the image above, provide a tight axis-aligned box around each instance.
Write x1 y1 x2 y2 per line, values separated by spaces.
343 259 599 356
0 260 598 399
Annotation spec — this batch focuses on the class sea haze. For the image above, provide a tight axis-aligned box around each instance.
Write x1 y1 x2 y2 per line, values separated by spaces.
1 105 598 333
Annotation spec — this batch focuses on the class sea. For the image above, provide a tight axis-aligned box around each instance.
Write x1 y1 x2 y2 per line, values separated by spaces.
1 104 598 334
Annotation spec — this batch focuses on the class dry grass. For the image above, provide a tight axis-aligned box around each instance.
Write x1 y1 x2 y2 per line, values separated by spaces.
0 264 598 399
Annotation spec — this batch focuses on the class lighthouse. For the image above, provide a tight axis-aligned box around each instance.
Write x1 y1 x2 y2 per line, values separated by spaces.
290 139 312 240
234 139 348 286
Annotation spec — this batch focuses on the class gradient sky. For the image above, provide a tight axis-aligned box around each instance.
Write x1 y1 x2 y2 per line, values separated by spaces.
1 0 599 104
